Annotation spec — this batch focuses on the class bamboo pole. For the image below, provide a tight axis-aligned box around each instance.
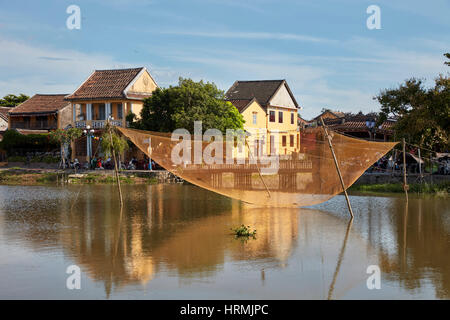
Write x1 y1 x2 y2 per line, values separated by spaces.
418 148 423 181
430 154 433 184
108 121 123 207
320 117 354 219
402 138 408 201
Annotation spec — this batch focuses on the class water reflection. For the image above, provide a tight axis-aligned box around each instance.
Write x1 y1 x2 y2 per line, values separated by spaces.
0 185 449 299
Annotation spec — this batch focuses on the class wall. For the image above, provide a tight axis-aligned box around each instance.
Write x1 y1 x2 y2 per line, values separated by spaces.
127 70 158 94
269 84 297 109
266 106 299 155
58 104 73 129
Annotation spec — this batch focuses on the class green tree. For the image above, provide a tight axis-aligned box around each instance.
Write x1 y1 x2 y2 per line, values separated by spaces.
376 55 449 152
138 78 245 133
49 128 83 168
444 53 450 66
0 94 29 107
100 125 129 159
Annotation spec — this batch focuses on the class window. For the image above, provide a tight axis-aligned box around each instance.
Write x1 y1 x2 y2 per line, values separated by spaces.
117 103 123 119
297 133 300 148
282 135 287 147
252 112 257 125
291 112 294 124
270 135 275 154
36 116 48 129
269 111 275 122
98 103 106 120
290 135 294 147
278 111 283 123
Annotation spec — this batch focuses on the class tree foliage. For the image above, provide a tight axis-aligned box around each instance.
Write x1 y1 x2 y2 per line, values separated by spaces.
0 130 57 155
138 78 245 133
0 94 29 107
48 128 82 167
48 128 82 145
376 54 450 152
100 125 129 157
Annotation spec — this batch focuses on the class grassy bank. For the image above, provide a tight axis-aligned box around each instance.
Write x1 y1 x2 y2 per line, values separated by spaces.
349 181 449 195
0 169 159 185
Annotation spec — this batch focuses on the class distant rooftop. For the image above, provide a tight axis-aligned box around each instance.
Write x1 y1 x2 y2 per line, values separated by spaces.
9 94 69 115
65 67 146 101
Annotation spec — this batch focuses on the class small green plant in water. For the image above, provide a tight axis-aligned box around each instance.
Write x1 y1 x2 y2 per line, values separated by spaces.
231 224 257 239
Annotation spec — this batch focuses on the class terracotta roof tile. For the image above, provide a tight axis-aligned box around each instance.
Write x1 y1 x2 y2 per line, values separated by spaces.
9 94 69 115
65 67 144 101
0 107 10 122
228 99 252 112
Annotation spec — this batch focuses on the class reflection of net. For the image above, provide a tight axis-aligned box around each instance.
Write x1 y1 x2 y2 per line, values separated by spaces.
118 127 397 207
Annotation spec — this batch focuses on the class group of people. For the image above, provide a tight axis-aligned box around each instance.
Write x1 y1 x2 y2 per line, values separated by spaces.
86 156 156 171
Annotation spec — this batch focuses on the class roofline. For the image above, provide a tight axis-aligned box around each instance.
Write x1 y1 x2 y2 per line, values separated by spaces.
228 97 261 114
224 80 239 99
9 94 70 113
65 70 96 101
225 79 300 109
8 111 59 116
123 67 158 99
267 80 299 109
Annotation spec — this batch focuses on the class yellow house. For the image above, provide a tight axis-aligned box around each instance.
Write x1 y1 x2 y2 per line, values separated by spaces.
65 67 158 161
225 80 300 156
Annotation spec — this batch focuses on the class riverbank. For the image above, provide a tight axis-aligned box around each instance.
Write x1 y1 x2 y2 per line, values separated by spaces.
349 181 449 195
0 168 182 185
0 168 448 195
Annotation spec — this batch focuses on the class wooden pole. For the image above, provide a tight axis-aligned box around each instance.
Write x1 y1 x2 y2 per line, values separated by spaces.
402 138 408 201
418 148 422 181
108 121 123 207
430 154 433 184
320 117 354 219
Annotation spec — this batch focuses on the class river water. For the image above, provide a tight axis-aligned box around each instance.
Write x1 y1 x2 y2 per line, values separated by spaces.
0 184 448 299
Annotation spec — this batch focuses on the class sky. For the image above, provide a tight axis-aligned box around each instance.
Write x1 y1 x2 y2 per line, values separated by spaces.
0 0 449 119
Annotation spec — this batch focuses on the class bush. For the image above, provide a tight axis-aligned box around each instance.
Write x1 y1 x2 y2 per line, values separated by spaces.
0 130 58 155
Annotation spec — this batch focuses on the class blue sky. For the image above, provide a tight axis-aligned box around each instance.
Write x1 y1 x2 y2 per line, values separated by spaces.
0 0 449 119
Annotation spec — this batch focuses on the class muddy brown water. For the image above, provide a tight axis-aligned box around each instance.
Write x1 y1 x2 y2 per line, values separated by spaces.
0 184 448 299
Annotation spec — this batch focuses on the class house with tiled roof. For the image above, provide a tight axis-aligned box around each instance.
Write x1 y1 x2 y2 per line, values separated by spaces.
225 80 300 156
324 112 395 141
65 67 158 161
8 94 72 134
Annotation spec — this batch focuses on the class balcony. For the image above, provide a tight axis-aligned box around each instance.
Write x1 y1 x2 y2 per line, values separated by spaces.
75 120 124 129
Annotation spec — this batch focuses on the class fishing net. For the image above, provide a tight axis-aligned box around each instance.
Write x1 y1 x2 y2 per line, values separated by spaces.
117 126 397 207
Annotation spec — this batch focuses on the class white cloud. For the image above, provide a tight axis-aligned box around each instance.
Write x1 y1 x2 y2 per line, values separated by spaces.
160 30 335 43
0 36 173 96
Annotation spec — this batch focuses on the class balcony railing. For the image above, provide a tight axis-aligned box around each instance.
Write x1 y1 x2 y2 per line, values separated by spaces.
75 120 124 129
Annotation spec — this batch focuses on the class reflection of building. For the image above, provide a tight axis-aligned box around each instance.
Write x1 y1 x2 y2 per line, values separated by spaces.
55 185 299 292
65 67 158 161
225 80 300 156
8 94 72 133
